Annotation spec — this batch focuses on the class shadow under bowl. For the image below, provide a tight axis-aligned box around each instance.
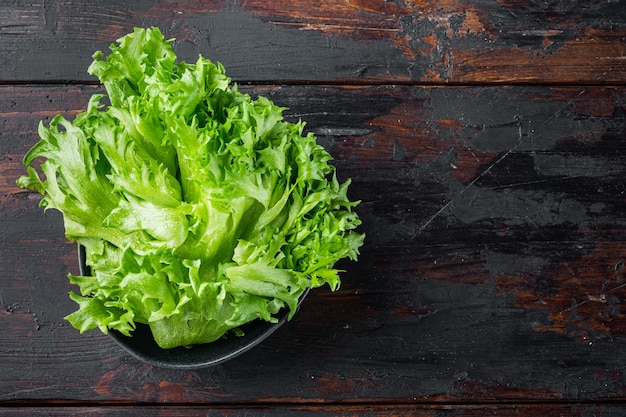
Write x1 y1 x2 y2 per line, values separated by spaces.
78 245 306 369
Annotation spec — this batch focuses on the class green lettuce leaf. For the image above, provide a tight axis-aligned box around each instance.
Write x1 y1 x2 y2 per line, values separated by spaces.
18 27 364 349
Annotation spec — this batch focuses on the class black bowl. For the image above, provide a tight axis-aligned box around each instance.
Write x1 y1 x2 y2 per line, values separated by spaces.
78 245 306 369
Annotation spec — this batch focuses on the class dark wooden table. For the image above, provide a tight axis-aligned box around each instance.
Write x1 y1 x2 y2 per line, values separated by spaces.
2 1 626 415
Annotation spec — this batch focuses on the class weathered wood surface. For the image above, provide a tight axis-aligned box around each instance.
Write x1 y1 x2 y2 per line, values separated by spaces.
2 404 626 417
2 0 626 415
0 0 624 84
2 84 626 408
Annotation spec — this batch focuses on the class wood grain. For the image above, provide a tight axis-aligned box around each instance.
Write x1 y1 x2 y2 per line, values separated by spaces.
0 0 624 84
2 84 626 404
2 404 626 416
3 0 626 415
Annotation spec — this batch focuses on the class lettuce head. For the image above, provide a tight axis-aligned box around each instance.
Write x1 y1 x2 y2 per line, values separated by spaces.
17 27 364 349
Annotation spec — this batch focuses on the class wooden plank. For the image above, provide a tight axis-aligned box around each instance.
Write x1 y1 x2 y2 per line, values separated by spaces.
2 404 626 416
2 84 626 403
0 0 624 84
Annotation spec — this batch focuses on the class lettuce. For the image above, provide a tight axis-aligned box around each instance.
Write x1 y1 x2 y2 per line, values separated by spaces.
17 27 364 349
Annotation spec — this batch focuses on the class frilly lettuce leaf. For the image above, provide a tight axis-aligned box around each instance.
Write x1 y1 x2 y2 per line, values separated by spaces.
17 27 364 349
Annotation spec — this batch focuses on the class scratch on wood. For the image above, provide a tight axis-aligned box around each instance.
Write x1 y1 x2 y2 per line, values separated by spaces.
412 139 524 238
